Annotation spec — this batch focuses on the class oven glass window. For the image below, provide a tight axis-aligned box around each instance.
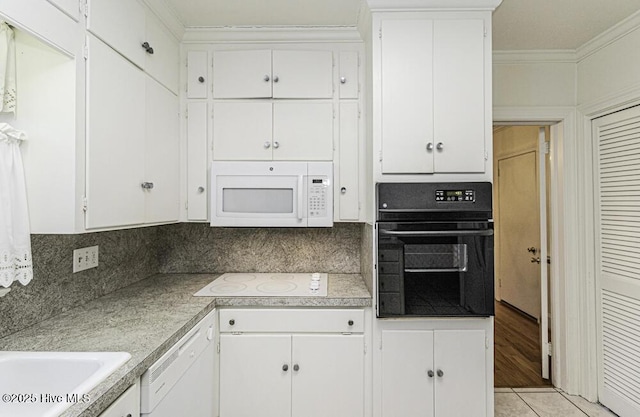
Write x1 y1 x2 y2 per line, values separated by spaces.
404 244 468 272
223 188 294 213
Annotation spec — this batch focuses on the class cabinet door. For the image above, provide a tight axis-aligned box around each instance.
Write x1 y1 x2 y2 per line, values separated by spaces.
380 19 434 174
98 381 140 417
187 51 209 99
186 102 208 221
339 51 359 99
292 334 365 417
272 50 333 98
144 10 179 94
272 101 333 161
212 101 273 160
87 0 146 68
338 102 360 221
144 78 179 223
86 35 145 229
434 330 487 417
433 19 485 173
47 0 79 21
212 50 272 98
381 330 435 417
219 334 292 417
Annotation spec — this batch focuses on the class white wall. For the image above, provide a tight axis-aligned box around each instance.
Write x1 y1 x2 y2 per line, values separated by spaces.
0 30 76 233
493 52 577 108
577 23 640 107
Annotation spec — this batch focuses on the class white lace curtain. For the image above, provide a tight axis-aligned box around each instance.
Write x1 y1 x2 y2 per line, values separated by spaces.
0 123 32 288
0 21 16 113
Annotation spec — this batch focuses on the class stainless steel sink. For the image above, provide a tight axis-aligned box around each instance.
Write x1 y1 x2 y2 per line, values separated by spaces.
0 351 131 417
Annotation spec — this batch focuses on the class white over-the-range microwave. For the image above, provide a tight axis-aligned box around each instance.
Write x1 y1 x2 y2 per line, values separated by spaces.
210 161 333 227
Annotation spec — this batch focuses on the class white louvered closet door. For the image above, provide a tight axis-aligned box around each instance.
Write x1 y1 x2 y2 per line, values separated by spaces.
593 105 640 417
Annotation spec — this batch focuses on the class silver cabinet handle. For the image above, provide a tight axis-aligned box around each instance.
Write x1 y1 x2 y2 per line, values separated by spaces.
198 76 205 83
141 182 154 190
273 76 279 83
264 141 271 149
437 369 444 377
282 364 289 372
340 76 346 84
293 364 299 371
426 143 434 151
436 142 444 151
427 370 434 378
341 187 347 194
264 75 270 82
197 186 205 193
273 141 280 149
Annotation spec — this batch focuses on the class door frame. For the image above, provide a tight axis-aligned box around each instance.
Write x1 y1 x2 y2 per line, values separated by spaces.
494 106 590 397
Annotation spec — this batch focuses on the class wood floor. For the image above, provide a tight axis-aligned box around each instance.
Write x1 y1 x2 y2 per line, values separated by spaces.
494 301 552 387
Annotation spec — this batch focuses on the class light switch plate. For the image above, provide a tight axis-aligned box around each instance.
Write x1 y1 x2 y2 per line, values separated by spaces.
73 245 99 273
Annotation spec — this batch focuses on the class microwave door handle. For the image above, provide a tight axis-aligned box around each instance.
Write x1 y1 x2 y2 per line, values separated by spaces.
379 229 494 237
297 175 304 221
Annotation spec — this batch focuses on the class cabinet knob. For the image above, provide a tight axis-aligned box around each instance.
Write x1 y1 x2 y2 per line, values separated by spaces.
273 141 280 149
340 76 347 84
141 182 154 190
141 41 153 55
437 369 444 377
264 75 270 82
341 187 347 194
198 76 205 83
273 76 279 83
229 319 235 326
126 414 132 417
282 364 289 372
264 141 271 149
293 364 299 371
436 142 444 151
427 370 434 378
426 143 434 152
197 186 205 193
348 320 354 326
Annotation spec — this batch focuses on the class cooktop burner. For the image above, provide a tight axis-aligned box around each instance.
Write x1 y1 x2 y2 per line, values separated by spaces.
194 273 328 297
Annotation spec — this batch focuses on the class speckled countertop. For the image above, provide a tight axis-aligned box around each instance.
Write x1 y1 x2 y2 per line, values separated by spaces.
0 273 371 417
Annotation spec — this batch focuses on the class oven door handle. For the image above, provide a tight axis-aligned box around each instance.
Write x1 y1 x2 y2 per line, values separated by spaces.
379 229 494 237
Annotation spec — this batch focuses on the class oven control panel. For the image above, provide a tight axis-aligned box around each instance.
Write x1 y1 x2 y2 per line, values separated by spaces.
435 189 476 202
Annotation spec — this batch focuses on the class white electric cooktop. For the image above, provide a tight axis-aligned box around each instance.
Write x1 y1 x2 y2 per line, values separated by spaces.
194 273 328 297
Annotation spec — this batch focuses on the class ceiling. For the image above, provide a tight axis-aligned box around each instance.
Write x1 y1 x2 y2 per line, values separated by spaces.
163 0 640 51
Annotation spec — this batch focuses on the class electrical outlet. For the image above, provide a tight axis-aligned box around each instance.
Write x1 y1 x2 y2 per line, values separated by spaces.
73 245 99 273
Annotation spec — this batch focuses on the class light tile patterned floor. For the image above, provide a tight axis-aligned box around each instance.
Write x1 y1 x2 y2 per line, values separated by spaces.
495 388 618 417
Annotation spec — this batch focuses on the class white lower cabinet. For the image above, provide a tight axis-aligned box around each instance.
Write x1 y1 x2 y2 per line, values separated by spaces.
218 309 365 417
98 380 140 417
381 329 487 417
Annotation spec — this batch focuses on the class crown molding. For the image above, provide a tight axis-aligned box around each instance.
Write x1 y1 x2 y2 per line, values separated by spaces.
365 0 502 12
182 26 363 44
493 50 577 64
577 9 640 62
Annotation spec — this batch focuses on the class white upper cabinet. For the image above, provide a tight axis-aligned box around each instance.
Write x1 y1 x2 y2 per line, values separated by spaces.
87 0 179 93
187 50 209 99
380 16 486 174
47 0 80 21
212 50 333 99
213 101 333 161
87 0 147 68
339 51 359 99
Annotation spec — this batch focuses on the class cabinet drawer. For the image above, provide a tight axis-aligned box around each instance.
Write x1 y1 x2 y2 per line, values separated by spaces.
379 262 400 274
378 249 400 262
219 309 364 333
379 293 404 315
379 274 402 293
99 381 139 417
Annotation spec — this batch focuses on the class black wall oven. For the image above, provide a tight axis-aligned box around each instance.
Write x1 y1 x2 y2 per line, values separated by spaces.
376 182 494 318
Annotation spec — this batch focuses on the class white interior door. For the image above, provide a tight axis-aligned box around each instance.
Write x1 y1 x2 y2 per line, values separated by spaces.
593 106 640 417
497 150 541 319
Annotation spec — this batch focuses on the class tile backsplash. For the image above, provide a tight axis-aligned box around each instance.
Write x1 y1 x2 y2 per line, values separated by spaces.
0 223 362 339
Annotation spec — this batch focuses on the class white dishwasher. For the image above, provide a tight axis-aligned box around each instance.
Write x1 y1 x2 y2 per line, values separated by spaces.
140 309 216 417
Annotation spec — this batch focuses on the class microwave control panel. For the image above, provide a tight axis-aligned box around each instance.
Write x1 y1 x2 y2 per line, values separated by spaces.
308 177 329 217
435 189 476 202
